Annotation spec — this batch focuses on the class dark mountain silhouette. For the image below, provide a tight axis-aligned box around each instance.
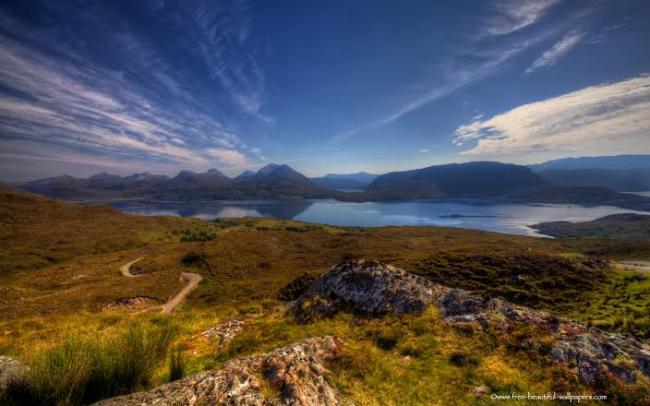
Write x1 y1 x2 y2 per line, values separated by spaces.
311 172 378 190
536 168 650 192
530 155 650 192
366 162 547 199
22 164 330 201
18 161 650 211
530 155 650 171
173 168 228 182
235 170 255 179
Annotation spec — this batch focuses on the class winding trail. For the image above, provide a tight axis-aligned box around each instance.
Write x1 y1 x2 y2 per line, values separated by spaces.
616 261 650 273
120 258 143 277
119 258 202 314
161 272 203 314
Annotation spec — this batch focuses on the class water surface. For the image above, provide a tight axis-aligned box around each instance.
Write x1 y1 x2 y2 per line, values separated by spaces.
100 199 650 237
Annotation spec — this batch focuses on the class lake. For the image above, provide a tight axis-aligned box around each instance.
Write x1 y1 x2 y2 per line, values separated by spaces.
99 199 650 237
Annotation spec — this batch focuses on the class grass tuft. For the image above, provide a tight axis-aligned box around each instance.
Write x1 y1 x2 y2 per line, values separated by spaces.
6 321 175 405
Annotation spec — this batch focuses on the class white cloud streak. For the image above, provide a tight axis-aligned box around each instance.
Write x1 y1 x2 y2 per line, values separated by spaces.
481 0 560 37
453 75 650 162
329 0 572 143
182 0 270 122
0 16 261 177
205 148 248 166
526 29 585 73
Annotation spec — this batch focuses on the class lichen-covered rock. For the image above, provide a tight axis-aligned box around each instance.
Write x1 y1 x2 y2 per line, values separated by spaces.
291 260 446 322
198 319 246 349
93 336 344 406
291 259 650 390
0 356 23 393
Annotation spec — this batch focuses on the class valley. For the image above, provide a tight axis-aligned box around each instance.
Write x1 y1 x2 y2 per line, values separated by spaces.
0 186 649 404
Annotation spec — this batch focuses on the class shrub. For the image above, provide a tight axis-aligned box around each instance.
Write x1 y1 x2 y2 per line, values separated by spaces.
448 351 479 367
277 273 318 301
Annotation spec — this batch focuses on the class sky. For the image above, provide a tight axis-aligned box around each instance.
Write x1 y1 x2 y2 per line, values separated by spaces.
0 0 649 181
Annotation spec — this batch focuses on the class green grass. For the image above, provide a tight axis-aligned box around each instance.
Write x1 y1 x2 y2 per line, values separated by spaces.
564 269 650 338
4 320 176 405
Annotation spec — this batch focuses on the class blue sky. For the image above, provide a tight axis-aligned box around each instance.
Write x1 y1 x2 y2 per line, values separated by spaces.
0 0 649 181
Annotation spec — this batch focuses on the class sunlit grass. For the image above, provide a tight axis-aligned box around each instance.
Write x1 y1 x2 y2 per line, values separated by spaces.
5 319 176 405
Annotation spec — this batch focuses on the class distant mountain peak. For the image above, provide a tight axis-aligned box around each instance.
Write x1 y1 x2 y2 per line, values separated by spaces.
235 169 255 179
206 168 227 177
255 163 281 177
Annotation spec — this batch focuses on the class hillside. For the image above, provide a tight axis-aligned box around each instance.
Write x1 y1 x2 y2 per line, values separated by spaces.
1 188 649 404
366 162 547 199
536 168 650 192
0 185 200 273
530 154 650 171
533 213 650 238
311 172 378 190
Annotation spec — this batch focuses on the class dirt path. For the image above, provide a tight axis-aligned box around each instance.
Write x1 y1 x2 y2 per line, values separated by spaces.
616 261 650 273
120 258 143 277
119 258 202 314
161 272 203 314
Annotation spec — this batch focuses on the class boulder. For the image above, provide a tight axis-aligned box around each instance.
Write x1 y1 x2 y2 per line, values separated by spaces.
93 336 344 406
0 356 24 393
291 260 445 322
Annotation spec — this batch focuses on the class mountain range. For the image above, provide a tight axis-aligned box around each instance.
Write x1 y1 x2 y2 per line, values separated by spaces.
529 154 650 192
15 157 650 211
310 172 378 190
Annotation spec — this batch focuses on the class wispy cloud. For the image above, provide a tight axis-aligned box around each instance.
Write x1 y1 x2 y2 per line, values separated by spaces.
329 0 571 144
180 0 270 122
480 0 560 37
453 75 650 162
526 29 585 73
0 5 266 179
205 148 248 167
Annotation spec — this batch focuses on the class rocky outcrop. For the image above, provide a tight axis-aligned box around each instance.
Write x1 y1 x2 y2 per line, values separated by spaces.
100 296 163 312
198 319 246 349
0 356 23 393
291 260 446 322
292 259 650 389
93 336 344 406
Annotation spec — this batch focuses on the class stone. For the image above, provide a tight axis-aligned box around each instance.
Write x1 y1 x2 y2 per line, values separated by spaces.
0 356 24 393
291 260 444 323
198 319 246 349
93 336 344 406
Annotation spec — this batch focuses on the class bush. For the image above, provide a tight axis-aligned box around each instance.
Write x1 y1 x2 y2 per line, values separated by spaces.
179 228 216 242
448 351 480 367
277 273 318 301
7 322 175 405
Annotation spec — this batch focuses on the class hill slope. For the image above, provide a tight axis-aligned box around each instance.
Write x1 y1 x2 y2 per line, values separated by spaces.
0 185 198 273
366 162 548 199
532 213 650 238
536 168 650 192
530 154 650 171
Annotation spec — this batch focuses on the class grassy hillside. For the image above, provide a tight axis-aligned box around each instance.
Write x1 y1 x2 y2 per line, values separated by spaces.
1 186 649 404
533 213 650 239
0 186 202 273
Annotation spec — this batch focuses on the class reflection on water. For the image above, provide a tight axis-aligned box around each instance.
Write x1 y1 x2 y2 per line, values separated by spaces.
109 200 313 220
99 199 649 236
